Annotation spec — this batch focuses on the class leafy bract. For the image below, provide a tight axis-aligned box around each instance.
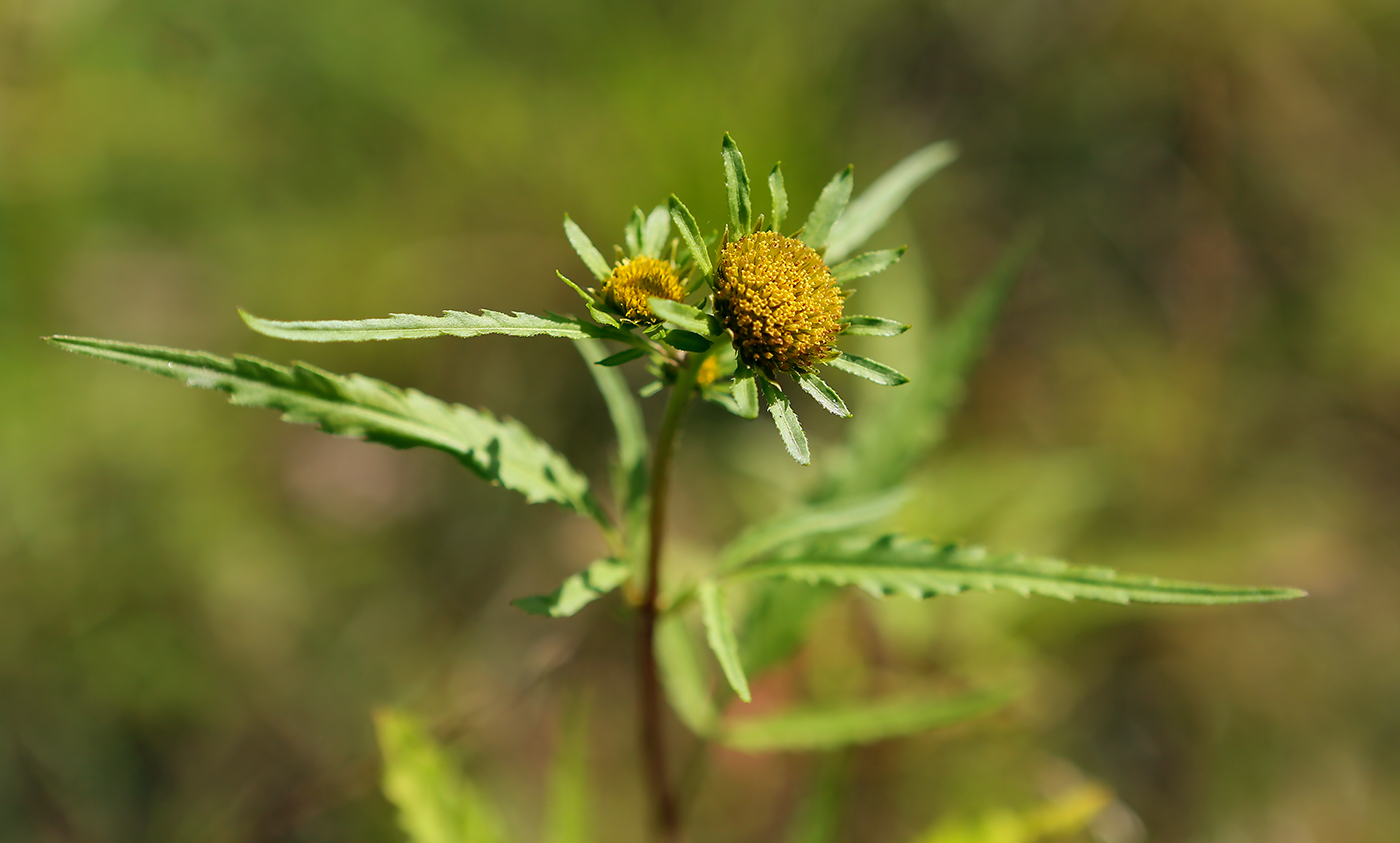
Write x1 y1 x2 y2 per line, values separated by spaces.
512 560 630 618
722 133 752 236
731 372 759 419
564 214 613 281
48 336 605 523
648 298 720 337
795 371 850 418
737 535 1308 605
830 248 906 285
801 165 853 251
669 195 713 278
840 315 909 337
825 140 958 264
699 581 751 703
721 689 1010 753
376 709 506 843
761 377 810 465
826 352 909 386
769 163 788 233
641 204 671 260
242 308 592 343
719 488 909 571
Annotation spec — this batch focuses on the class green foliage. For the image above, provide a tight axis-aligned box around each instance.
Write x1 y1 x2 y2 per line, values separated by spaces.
840 315 910 337
827 352 909 386
655 614 720 737
698 580 751 702
668 195 712 278
376 710 507 843
640 205 672 260
547 704 594 843
911 784 1112 843
830 248 907 285
800 166 854 251
46 335 604 522
795 371 851 418
647 298 721 337
825 141 959 264
722 133 752 236
512 560 630 618
761 377 810 465
242 308 593 342
731 371 760 419
736 535 1306 605
721 689 1011 752
719 489 909 571
564 214 613 281
769 163 789 233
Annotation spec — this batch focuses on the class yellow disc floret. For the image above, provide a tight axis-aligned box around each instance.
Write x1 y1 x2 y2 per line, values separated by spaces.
603 256 684 323
713 231 845 373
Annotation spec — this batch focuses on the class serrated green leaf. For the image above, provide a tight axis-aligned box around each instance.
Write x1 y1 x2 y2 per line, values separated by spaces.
801 165 853 251
722 133 752 236
242 308 593 343
624 208 645 258
375 709 507 843
738 535 1308 604
699 580 751 703
794 371 850 418
761 377 809 465
595 348 645 367
720 488 909 571
721 689 1010 753
564 215 613 281
547 702 593 843
830 248 906 285
641 204 671 259
825 141 958 263
663 330 712 353
826 352 908 386
575 338 647 575
669 195 713 278
732 372 760 419
655 614 720 737
49 336 604 523
512 559 630 618
648 298 719 337
769 163 788 232
840 315 909 337
585 302 621 328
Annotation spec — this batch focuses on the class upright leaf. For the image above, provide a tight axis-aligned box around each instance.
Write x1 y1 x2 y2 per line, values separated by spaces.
48 336 605 523
564 215 613 281
719 488 909 570
737 535 1308 605
512 560 631 618
242 309 593 343
761 377 810 465
624 208 645 258
722 133 752 236
825 141 958 263
655 614 720 736
669 195 713 278
769 163 789 233
699 581 751 703
641 204 671 259
721 689 1010 753
375 709 506 843
800 165 853 251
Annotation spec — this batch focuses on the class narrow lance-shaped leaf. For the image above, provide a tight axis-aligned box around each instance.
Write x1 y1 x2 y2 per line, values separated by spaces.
795 371 850 418
241 308 594 343
648 298 720 337
624 208 645 258
760 377 809 465
375 709 507 843
512 560 630 618
840 315 909 337
825 140 958 263
830 247 906 285
655 614 720 737
719 488 909 570
699 580 751 702
769 163 788 232
800 165 853 251
564 215 613 281
641 204 671 259
48 336 606 524
826 352 908 386
731 372 759 419
721 689 1011 753
669 195 713 278
722 133 752 236
736 534 1308 605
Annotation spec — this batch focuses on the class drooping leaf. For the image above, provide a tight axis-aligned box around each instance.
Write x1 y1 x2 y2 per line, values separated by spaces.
512 560 631 618
800 165 853 251
641 204 671 260
769 163 789 233
719 488 909 570
722 133 753 236
699 581 751 703
242 308 594 343
49 336 605 522
912 784 1113 843
648 298 720 337
575 338 647 573
826 352 909 386
375 709 507 843
839 315 909 337
655 614 720 737
669 195 713 278
624 208 645 258
546 703 593 843
564 214 613 281
721 689 1010 753
761 377 810 465
737 535 1308 605
825 141 958 263
794 371 850 418
731 371 759 419
830 248 906 285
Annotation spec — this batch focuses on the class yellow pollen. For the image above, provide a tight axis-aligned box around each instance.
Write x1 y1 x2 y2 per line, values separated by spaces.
603 257 684 323
713 232 845 374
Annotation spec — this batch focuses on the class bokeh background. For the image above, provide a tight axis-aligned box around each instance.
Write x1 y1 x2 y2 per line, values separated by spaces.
3 0 1399 840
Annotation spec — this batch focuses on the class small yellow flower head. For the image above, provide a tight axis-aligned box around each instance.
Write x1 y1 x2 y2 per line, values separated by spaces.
696 355 722 387
603 257 684 323
713 231 845 374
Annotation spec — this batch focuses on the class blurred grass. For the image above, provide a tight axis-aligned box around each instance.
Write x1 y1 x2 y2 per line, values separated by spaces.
3 0 1400 841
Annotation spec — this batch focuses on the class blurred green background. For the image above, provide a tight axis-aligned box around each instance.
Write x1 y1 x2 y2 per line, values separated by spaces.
3 0 1399 840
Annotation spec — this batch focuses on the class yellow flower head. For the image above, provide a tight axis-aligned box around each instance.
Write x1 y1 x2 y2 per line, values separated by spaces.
713 231 845 374
603 256 684 323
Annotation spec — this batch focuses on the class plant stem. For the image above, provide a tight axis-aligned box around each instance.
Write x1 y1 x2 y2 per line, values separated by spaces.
638 355 702 843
